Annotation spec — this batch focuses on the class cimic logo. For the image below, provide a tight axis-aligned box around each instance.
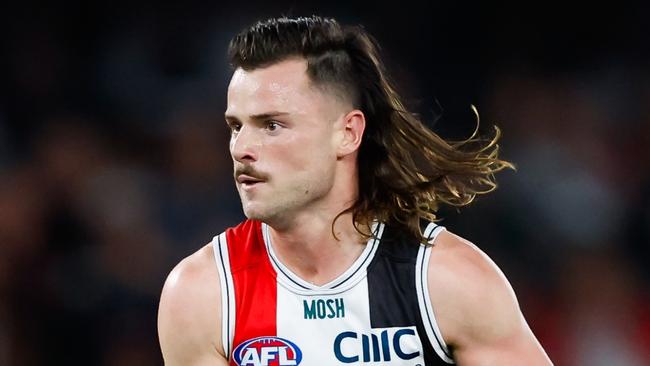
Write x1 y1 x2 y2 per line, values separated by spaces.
233 336 303 366
334 328 421 363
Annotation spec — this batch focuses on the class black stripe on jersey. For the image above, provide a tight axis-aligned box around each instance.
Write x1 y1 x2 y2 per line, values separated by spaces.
367 225 420 327
367 224 449 365
217 235 230 356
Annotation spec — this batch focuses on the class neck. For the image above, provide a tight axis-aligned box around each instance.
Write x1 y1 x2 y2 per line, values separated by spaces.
267 208 371 286
265 156 368 285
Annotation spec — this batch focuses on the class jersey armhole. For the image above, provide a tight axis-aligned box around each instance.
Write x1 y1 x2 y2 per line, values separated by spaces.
415 223 455 364
211 232 236 360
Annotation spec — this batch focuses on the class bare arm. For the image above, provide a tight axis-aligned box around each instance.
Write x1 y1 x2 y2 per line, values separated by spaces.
428 231 553 366
158 244 229 366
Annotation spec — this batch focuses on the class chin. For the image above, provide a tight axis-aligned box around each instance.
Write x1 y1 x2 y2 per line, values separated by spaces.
242 201 289 225
243 211 265 221
241 201 270 221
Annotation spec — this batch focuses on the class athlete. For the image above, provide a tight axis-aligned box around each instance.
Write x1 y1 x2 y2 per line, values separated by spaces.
158 16 553 365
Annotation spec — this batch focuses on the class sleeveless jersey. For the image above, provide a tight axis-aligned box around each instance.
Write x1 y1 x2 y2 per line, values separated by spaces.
211 219 455 365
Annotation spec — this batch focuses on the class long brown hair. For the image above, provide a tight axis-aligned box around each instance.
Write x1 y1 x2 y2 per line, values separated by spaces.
228 16 514 243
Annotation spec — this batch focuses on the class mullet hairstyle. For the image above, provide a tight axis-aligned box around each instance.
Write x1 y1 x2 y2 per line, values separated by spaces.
228 16 515 244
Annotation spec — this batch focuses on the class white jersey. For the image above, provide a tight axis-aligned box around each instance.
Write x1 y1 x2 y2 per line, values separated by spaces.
212 219 454 366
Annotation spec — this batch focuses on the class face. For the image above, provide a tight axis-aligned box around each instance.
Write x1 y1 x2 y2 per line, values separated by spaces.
225 58 348 225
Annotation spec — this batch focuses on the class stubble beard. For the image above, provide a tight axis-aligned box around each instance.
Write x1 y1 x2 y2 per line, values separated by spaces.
238 185 293 225
239 179 331 227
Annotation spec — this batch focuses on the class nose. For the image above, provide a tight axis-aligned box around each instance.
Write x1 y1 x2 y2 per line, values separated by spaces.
230 125 259 163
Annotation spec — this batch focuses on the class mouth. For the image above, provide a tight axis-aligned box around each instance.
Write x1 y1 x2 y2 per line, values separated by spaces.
237 174 265 189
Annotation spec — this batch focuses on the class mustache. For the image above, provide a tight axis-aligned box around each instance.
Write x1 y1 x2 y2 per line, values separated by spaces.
234 165 268 180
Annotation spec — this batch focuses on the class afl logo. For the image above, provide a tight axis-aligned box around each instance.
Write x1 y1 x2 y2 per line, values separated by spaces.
233 336 303 366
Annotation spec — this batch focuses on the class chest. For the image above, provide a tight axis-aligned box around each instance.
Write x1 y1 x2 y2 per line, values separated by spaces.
232 277 427 366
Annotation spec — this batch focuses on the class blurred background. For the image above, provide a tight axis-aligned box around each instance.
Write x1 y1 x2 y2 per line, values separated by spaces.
1 1 649 365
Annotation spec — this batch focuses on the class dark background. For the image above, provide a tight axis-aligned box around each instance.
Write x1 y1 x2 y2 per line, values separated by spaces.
1 1 649 365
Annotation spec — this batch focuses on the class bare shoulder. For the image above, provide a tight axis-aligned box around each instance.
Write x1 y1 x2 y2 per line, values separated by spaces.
427 230 519 342
158 243 228 365
427 229 553 365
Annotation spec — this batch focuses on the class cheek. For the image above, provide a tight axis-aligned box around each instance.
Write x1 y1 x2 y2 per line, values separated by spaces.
268 145 310 171
282 135 332 168
261 128 337 175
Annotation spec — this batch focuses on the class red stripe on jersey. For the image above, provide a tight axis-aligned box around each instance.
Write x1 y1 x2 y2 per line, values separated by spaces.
226 220 277 364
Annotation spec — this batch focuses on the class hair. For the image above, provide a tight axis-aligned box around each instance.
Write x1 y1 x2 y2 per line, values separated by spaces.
228 16 515 244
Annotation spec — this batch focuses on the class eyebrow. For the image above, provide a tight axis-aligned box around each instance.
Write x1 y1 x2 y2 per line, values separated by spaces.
224 111 290 121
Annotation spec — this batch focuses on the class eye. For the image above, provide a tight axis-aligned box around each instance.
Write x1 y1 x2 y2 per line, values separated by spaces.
265 121 280 132
227 121 241 133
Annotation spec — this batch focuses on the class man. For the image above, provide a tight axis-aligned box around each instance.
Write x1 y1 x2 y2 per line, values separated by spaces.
158 16 553 365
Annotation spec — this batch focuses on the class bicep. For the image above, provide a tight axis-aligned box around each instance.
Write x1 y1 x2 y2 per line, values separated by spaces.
157 249 228 365
158 296 227 366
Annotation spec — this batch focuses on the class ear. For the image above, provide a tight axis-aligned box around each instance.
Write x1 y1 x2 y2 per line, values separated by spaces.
337 109 366 158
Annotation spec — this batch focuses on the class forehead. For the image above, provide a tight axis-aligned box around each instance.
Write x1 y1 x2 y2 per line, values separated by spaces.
226 58 321 116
